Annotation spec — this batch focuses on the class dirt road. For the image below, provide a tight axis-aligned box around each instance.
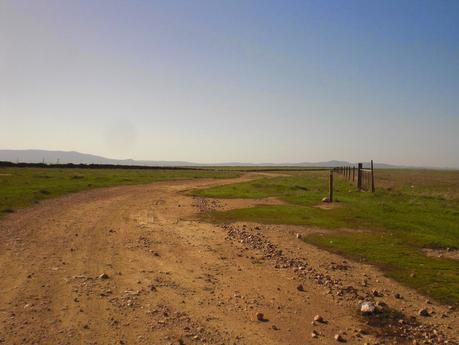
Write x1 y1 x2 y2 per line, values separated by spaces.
0 174 457 345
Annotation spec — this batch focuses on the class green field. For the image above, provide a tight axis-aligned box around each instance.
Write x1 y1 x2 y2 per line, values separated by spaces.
193 169 459 305
0 167 239 216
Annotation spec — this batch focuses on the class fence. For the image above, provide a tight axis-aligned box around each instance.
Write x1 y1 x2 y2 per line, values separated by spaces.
334 160 375 192
326 160 375 202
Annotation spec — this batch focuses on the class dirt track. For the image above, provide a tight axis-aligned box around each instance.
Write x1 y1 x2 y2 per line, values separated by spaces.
0 174 457 345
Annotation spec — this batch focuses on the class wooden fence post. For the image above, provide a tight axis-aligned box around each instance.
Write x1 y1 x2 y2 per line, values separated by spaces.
352 166 355 182
357 163 362 191
364 170 367 190
329 169 334 202
371 160 375 193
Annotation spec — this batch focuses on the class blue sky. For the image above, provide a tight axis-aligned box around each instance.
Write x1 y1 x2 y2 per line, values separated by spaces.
1 0 458 166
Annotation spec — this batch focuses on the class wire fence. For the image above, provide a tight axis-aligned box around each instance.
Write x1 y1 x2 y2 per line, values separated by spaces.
334 160 375 192
326 160 375 202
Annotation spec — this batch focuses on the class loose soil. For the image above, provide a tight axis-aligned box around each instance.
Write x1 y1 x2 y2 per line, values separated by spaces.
422 248 459 261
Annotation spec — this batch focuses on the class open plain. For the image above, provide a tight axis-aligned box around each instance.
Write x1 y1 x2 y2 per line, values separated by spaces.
0 171 457 345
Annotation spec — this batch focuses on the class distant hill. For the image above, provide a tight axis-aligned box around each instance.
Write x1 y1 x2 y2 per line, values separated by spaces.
0 150 193 167
0 149 406 168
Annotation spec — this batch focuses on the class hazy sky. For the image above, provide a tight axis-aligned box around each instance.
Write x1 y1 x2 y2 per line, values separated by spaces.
1 0 458 166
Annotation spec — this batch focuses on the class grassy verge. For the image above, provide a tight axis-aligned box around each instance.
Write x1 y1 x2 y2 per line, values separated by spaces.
308 233 459 304
193 170 459 305
0 167 239 216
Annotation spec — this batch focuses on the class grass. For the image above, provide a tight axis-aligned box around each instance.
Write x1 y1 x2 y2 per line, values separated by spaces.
308 232 459 305
0 167 239 216
193 169 459 305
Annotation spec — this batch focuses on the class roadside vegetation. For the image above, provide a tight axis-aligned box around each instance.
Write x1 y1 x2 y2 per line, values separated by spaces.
193 169 459 305
0 167 239 216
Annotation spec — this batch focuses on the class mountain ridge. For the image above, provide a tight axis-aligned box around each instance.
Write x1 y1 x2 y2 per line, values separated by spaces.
0 149 433 169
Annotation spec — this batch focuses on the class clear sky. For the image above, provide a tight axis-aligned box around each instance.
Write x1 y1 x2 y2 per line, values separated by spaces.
1 0 458 167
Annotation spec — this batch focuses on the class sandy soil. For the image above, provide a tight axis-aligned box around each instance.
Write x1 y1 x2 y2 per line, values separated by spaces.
0 173 457 345
422 248 459 261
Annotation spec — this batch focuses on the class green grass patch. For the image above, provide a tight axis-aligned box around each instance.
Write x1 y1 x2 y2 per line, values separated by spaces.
194 169 459 305
202 204 349 228
0 167 239 216
308 232 459 305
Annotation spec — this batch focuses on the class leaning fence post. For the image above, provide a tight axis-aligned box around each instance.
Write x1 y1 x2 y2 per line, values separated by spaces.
357 163 363 191
371 160 375 192
329 169 334 202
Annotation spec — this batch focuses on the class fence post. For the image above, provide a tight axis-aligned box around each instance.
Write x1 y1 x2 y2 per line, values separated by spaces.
352 166 355 182
357 163 362 191
364 170 367 190
329 169 334 202
371 160 375 193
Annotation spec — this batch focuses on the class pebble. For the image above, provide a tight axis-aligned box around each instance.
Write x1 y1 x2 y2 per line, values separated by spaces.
371 289 383 297
360 301 376 314
334 333 345 342
313 315 324 323
256 312 264 321
418 308 430 317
